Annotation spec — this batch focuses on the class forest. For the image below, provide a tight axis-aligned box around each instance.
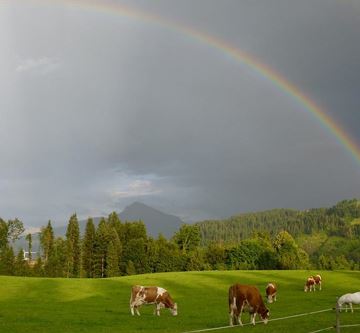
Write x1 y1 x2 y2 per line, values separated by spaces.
0 199 359 277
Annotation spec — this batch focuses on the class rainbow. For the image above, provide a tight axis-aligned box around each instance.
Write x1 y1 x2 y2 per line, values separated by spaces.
24 0 360 165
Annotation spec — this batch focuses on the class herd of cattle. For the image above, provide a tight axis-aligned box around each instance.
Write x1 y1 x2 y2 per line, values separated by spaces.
129 274 360 326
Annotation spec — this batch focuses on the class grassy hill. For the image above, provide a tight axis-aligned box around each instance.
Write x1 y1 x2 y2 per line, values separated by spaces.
0 270 359 333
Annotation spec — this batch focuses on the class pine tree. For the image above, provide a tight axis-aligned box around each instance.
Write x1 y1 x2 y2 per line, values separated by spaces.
33 257 44 277
93 218 110 278
47 238 67 277
25 233 32 261
105 241 120 277
66 214 81 277
82 218 96 278
0 246 15 275
14 249 27 276
0 218 9 249
40 221 54 263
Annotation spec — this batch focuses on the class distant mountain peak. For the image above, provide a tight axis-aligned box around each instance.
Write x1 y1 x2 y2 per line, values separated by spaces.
120 202 183 237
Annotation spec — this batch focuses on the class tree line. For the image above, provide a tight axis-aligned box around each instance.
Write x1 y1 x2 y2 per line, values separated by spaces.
0 199 359 277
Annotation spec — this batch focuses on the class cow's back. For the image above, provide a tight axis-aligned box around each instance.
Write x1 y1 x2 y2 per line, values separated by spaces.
243 285 264 307
229 284 263 308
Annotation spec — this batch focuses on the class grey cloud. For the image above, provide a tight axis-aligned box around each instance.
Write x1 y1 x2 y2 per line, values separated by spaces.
0 0 359 227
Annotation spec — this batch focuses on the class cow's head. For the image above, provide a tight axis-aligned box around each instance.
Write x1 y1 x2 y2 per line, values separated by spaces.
170 303 178 316
266 294 274 304
260 309 270 324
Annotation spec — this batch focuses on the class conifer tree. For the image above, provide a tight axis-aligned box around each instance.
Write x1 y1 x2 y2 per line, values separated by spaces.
0 246 15 275
66 214 81 277
33 257 44 277
25 233 32 261
0 218 8 249
47 238 67 277
40 221 54 262
93 218 111 278
105 241 120 277
82 218 96 278
15 249 27 276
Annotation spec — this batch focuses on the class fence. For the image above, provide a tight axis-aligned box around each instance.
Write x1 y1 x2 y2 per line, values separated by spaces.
180 301 360 333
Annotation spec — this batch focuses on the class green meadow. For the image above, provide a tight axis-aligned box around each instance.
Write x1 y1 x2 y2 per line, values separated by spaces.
0 271 359 333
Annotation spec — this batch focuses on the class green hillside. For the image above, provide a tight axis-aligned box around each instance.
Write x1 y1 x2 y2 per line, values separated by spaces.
0 271 359 333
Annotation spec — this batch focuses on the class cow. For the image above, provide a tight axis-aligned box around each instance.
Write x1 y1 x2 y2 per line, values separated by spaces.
313 274 322 291
129 285 178 316
337 292 360 313
265 283 277 303
228 283 270 326
304 276 315 292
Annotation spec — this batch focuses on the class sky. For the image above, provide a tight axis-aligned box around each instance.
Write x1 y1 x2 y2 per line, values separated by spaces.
1 0 360 228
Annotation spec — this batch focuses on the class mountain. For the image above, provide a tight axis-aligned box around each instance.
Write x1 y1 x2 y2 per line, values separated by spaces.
119 202 183 238
15 202 184 252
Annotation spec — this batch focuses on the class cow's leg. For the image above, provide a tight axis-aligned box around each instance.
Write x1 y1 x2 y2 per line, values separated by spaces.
130 304 141 316
130 301 136 316
229 297 237 326
238 304 244 326
251 312 256 325
229 312 234 326
229 307 235 326
350 303 353 313
319 282 322 291
155 303 161 316
135 306 140 316
130 297 134 315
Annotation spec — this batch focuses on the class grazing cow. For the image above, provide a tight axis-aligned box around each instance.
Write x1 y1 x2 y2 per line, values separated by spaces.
228 284 270 326
265 283 277 303
337 292 360 313
130 285 178 316
312 274 322 291
304 277 315 292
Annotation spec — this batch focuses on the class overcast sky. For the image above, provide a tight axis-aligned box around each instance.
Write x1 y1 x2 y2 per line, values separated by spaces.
1 0 359 228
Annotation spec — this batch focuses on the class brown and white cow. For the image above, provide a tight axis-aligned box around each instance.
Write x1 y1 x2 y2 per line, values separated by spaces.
312 274 322 291
304 276 315 292
130 285 178 316
265 283 277 303
229 284 270 326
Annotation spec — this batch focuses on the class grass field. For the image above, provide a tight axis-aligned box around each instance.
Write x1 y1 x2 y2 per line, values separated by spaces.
0 270 359 333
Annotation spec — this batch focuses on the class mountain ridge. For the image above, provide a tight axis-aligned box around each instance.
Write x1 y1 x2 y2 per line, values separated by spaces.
15 202 184 251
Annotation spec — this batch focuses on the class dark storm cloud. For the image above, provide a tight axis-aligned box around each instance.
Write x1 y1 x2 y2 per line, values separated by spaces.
0 0 359 226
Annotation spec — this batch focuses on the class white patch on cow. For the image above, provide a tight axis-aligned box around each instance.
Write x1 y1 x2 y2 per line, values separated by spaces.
267 283 275 289
157 287 167 296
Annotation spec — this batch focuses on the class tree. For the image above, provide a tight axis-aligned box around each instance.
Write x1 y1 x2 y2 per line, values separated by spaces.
14 249 27 276
33 257 44 277
0 218 8 249
205 242 226 270
172 224 201 253
25 233 32 261
7 218 25 243
82 218 96 278
39 221 54 262
0 246 15 275
93 218 111 278
66 214 81 277
46 238 67 277
273 231 309 269
106 241 120 277
122 238 149 274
